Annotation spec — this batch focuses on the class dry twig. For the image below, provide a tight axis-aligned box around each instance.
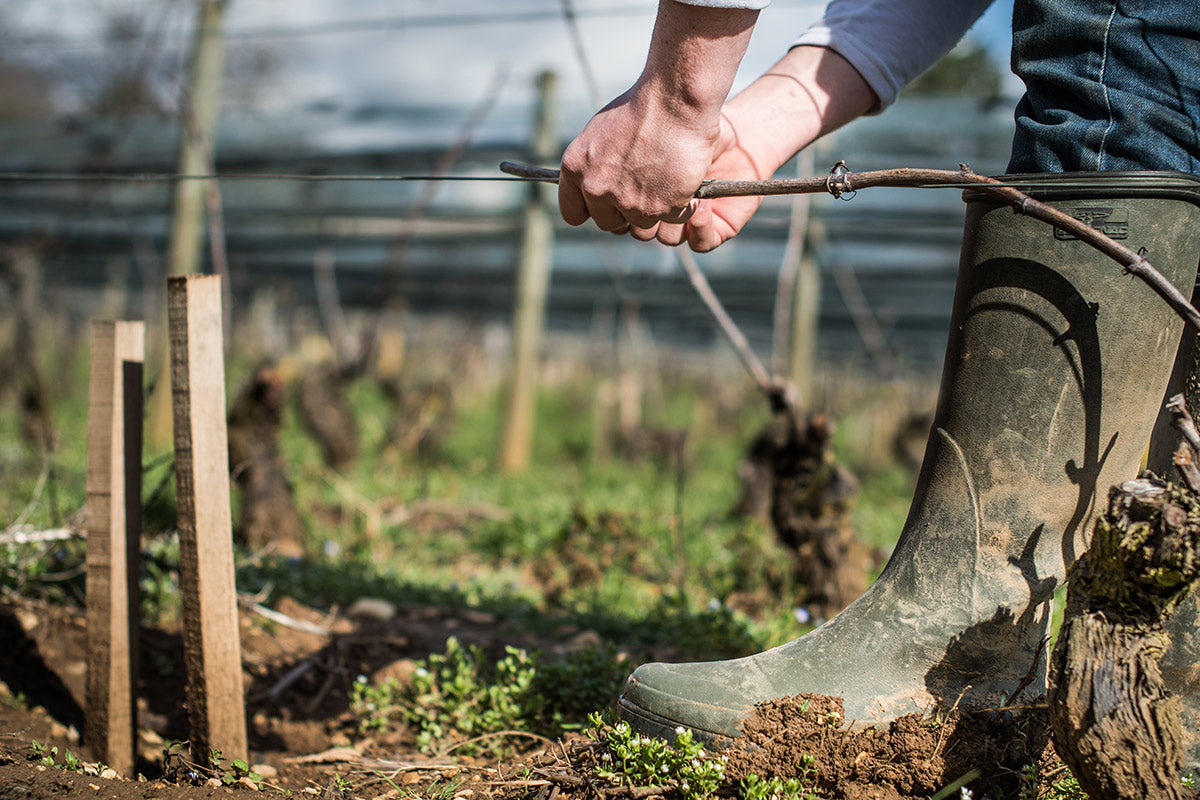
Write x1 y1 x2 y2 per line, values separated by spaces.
1167 394 1200 491
0 526 79 546
236 595 336 636
1167 393 1200 454
435 730 558 759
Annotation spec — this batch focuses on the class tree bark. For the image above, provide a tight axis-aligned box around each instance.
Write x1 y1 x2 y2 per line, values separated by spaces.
1049 475 1200 799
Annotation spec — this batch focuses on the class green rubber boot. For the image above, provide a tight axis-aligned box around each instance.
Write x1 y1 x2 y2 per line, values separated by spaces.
620 172 1200 743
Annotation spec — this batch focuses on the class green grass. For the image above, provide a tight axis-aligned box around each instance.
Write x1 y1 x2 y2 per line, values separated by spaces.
0 326 927 662
853 462 917 555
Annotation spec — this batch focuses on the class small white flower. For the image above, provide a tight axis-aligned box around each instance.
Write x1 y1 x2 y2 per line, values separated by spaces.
675 726 686 735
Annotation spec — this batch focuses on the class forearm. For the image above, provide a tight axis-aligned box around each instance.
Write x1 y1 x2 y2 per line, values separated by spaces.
720 45 878 179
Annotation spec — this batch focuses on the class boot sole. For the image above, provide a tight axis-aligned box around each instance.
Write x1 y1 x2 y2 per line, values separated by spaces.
617 694 737 749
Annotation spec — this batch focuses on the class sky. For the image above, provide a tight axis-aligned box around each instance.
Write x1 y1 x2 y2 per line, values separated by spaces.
232 0 1019 113
2 0 1018 116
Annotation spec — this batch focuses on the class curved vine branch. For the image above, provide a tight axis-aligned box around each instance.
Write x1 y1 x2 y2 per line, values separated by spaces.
500 160 1200 335
673 246 785 405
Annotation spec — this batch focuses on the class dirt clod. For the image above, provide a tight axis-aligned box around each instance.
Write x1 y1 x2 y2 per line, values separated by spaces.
726 694 1054 800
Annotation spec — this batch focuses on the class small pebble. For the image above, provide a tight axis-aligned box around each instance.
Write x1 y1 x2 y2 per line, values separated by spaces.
346 597 395 620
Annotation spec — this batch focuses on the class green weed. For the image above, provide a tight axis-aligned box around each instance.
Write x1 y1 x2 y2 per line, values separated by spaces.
586 714 830 800
30 740 58 768
140 532 182 623
352 637 538 754
588 712 727 800
161 741 265 789
0 536 87 605
349 637 626 755
1016 762 1087 800
739 761 819 800
30 740 94 774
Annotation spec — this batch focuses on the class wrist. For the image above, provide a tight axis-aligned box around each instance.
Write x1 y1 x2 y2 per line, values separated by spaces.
634 0 759 125
723 45 877 177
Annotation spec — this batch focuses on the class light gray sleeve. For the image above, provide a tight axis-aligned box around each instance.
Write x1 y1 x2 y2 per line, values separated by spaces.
794 0 997 109
672 0 771 9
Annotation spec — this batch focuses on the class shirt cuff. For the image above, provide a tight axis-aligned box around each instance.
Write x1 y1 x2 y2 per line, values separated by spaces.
793 25 898 110
672 0 771 9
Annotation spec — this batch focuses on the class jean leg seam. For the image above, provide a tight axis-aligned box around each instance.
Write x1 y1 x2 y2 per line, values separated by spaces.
1096 1 1120 170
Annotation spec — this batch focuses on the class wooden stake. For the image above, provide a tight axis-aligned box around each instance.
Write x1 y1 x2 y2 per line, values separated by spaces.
168 275 247 765
85 320 144 777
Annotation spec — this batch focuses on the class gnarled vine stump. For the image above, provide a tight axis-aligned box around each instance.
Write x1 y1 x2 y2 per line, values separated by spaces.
227 363 306 557
734 410 867 619
1049 473 1200 800
296 361 358 470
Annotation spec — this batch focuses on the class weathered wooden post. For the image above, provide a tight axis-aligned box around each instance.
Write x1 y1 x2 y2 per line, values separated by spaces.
501 69 557 473
149 0 228 449
85 320 144 777
167 0 227 283
788 218 823 404
168 275 247 765
774 149 819 404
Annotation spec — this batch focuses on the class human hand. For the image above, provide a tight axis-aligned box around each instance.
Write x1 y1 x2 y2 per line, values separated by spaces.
556 1 758 243
653 112 766 251
653 45 881 252
557 84 721 236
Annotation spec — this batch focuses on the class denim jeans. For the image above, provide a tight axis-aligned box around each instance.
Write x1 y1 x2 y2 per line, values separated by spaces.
1007 0 1200 174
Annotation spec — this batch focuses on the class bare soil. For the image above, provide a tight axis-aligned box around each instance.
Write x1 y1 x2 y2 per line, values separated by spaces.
0 596 1063 800
727 694 1054 799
